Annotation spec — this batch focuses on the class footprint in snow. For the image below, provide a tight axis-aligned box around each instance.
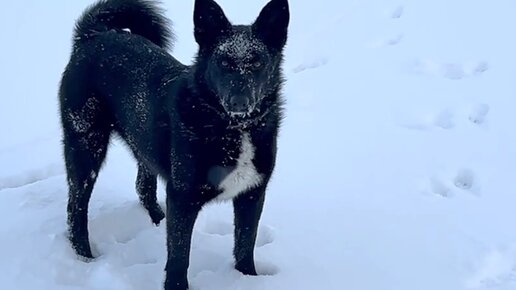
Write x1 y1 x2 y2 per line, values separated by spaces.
433 109 455 129
194 220 279 276
390 5 404 19
413 60 489 80
386 34 404 45
292 57 328 74
469 103 490 125
368 33 404 48
429 177 452 198
368 5 404 48
427 169 479 198
201 220 275 248
89 203 157 245
397 108 456 131
454 168 476 192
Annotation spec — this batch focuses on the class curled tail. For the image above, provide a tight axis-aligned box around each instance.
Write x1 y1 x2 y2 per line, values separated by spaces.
74 0 173 50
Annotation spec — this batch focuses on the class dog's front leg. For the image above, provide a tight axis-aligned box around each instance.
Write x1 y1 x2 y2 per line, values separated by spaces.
164 182 201 290
233 187 266 276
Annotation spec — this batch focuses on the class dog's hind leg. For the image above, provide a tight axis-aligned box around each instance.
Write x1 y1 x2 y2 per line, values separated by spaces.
63 128 110 258
61 93 111 259
136 163 165 225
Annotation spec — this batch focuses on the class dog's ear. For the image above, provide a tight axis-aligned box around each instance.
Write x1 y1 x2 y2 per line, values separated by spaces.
253 0 290 51
194 0 232 48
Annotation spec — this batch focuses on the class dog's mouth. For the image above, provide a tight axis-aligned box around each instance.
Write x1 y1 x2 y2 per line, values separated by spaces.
221 103 257 120
201 97 269 128
227 109 254 119
220 102 270 129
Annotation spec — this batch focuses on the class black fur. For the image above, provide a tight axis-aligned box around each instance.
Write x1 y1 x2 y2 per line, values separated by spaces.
74 0 173 50
59 0 289 289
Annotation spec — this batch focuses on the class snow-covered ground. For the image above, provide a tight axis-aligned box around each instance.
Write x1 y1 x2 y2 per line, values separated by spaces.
1 0 516 289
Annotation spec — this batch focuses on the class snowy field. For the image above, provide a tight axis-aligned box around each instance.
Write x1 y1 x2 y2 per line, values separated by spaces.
1 0 516 289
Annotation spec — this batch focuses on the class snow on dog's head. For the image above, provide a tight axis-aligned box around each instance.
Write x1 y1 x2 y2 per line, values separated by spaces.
193 0 289 120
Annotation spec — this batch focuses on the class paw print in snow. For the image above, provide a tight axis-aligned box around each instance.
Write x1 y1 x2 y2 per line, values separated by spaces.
390 5 404 19
469 103 490 125
454 169 475 191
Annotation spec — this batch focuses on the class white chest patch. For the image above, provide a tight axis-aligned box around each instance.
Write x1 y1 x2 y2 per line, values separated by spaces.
217 133 263 200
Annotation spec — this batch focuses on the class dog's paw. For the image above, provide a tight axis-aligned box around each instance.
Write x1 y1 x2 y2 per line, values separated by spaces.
235 262 258 276
146 204 165 225
73 244 96 261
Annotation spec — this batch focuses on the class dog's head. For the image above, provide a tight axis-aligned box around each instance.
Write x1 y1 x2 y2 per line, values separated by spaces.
193 0 289 119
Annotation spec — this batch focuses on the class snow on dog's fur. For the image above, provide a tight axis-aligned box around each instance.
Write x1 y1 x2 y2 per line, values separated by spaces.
59 0 289 289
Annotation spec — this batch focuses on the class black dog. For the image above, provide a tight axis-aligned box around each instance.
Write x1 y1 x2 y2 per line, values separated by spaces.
59 0 289 288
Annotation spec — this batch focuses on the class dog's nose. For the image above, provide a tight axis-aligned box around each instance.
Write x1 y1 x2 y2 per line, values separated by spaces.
228 96 249 113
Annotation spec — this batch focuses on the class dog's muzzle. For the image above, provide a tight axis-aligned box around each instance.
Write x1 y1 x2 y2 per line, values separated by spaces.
224 95 255 116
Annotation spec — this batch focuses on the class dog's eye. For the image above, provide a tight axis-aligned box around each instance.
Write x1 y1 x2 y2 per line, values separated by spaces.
252 61 262 69
220 60 229 67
